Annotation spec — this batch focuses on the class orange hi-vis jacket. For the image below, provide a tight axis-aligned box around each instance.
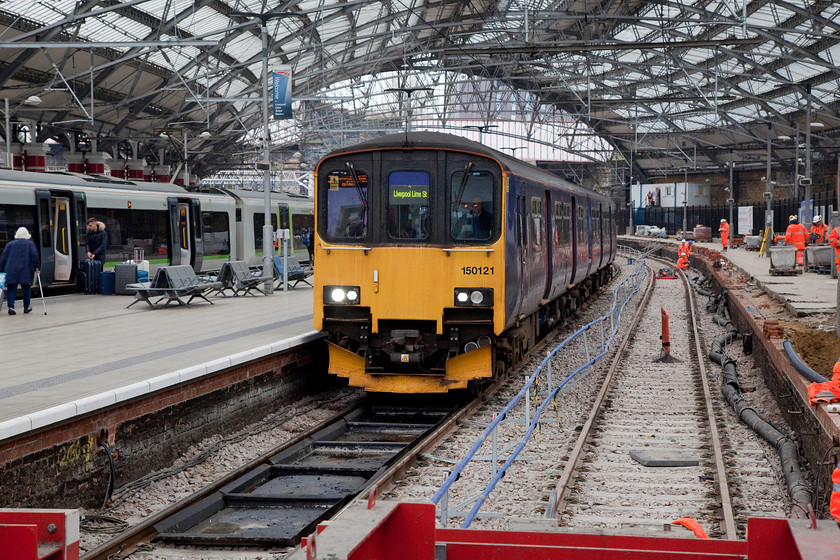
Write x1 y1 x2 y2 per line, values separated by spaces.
832 458 840 523
719 222 730 247
677 254 689 270
829 227 840 268
810 222 828 243
785 223 808 250
678 242 691 255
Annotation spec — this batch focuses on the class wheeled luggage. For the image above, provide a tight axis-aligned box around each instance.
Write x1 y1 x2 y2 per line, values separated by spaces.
78 259 102 294
115 263 138 295
100 271 116 295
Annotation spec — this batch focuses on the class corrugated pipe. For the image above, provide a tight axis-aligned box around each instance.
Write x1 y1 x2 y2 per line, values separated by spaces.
782 340 829 384
708 314 813 513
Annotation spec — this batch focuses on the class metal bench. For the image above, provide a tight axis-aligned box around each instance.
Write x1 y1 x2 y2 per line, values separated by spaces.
126 265 222 309
228 260 273 296
274 255 313 289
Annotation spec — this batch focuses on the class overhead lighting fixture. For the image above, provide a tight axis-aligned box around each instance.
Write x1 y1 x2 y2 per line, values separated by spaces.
810 121 825 128
159 132 169 138
24 95 42 106
199 131 212 138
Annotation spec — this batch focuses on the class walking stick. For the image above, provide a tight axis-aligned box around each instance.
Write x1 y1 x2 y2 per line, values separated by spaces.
36 271 47 315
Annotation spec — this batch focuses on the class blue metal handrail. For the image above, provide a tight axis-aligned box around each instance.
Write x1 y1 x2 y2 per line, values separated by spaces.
430 247 647 527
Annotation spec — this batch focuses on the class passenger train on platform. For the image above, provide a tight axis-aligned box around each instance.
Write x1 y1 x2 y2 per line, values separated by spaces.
313 132 616 394
0 169 313 287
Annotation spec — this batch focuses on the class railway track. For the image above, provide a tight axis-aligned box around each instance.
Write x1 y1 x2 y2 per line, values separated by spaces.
553 260 739 538
81 399 463 559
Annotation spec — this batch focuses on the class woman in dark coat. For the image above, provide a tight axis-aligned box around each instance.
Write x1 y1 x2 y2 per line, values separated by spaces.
0 226 41 315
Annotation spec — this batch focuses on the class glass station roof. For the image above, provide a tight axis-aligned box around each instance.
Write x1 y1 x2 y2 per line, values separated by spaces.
0 0 836 184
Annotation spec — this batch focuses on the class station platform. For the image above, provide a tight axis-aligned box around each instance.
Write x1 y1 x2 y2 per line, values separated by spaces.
0 286 319 442
620 235 837 316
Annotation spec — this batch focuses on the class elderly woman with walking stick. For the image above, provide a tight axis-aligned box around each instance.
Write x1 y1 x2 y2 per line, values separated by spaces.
0 226 41 315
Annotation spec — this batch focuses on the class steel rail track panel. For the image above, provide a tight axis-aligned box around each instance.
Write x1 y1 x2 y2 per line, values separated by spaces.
551 256 738 538
81 401 455 559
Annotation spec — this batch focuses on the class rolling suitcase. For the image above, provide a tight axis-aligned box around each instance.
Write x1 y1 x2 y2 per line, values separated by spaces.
78 259 102 294
115 263 138 295
100 271 116 295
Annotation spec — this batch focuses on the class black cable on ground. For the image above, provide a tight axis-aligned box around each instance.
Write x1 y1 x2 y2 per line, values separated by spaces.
98 440 116 510
782 340 829 384
704 298 813 515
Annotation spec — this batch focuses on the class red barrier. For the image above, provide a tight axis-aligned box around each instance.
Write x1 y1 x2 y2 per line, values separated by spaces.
661 307 670 357
0 509 79 560
294 500 839 560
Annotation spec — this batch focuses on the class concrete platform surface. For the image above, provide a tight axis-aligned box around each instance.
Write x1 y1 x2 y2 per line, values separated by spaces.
621 235 837 316
0 286 318 437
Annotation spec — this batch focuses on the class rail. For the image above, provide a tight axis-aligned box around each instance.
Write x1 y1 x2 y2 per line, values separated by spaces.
430 246 648 527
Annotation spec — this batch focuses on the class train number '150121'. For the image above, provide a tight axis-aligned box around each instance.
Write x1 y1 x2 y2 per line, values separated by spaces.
461 266 494 275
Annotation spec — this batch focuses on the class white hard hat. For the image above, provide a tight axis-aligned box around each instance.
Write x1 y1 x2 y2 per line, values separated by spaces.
814 215 822 223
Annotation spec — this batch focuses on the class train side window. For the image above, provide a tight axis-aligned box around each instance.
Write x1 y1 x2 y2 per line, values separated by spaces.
387 170 430 241
323 168 368 239
450 170 495 241
530 196 543 251
201 211 231 257
577 206 585 244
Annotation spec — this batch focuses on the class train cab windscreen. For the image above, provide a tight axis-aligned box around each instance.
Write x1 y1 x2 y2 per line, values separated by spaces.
387 171 429 240
324 168 368 239
450 170 495 241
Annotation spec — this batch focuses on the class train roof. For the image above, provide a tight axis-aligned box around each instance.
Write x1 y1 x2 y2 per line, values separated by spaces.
0 168 191 194
319 132 612 205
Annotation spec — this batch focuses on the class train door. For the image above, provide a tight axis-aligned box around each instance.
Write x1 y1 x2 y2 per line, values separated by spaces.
516 194 528 317
191 199 203 271
598 203 604 268
570 196 578 283
33 190 55 284
52 196 73 281
167 198 192 266
543 190 552 298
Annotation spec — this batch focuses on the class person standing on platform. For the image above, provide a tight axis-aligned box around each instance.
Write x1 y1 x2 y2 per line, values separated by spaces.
785 215 808 267
86 217 107 264
0 226 40 315
828 223 840 273
718 219 730 251
647 191 654 207
809 215 827 244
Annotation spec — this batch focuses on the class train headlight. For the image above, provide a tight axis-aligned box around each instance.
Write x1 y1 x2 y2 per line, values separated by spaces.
325 285 361 304
454 288 493 307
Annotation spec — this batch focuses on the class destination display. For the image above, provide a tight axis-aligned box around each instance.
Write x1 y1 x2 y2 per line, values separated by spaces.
389 184 428 204
328 170 368 190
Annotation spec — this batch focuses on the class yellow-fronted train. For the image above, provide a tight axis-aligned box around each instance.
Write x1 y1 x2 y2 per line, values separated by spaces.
314 132 616 393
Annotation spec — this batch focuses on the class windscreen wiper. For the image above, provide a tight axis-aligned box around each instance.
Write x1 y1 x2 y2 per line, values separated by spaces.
345 162 367 216
453 161 474 210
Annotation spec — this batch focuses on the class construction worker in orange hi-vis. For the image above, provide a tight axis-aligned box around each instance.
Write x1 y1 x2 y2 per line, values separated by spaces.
718 219 730 251
647 191 654 207
831 457 840 524
810 215 828 244
785 215 809 267
829 222 840 273
678 238 689 256
677 252 689 270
